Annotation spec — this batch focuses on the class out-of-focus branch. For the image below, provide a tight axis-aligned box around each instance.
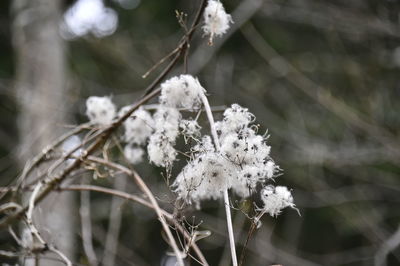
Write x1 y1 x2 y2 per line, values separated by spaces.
80 178 98 266
82 157 185 265
260 0 400 39
240 22 400 157
102 176 126 266
60 184 209 266
12 123 90 191
375 225 400 266
0 85 161 230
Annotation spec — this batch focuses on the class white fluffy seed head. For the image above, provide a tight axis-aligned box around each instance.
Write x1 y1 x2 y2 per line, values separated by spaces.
153 106 181 142
260 185 295 217
180 119 201 139
172 152 228 206
120 106 154 145
147 133 177 167
192 135 215 154
222 104 255 133
173 101 282 204
159 75 205 110
86 96 116 126
203 0 233 44
124 145 145 164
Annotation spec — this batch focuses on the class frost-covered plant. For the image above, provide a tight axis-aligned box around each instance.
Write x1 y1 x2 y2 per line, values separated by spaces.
203 0 233 45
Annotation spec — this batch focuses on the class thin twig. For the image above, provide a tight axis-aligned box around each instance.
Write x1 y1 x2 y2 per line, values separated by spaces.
0 86 161 229
0 0 208 230
374 224 400 266
26 182 73 266
48 246 73 266
143 0 207 96
60 184 209 266
83 156 185 266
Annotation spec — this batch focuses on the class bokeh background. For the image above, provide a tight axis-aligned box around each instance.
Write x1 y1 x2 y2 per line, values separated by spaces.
1 0 400 265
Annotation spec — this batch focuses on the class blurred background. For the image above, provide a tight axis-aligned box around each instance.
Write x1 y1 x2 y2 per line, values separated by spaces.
1 0 400 265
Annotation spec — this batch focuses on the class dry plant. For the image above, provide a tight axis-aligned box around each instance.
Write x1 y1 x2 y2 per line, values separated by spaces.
0 1 297 265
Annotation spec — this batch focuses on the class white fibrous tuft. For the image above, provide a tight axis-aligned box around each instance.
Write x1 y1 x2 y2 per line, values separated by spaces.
180 119 201 139
86 96 116 126
124 145 144 164
173 102 281 202
120 106 154 145
147 133 177 167
172 152 229 206
203 0 233 44
192 135 215 154
216 105 275 197
259 186 296 217
153 106 181 141
159 75 205 110
222 104 255 134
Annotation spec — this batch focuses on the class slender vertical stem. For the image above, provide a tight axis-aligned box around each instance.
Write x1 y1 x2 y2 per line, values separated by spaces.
223 189 238 266
199 92 238 266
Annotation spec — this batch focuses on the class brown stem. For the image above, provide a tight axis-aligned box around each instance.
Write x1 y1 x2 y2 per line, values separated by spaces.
60 184 209 266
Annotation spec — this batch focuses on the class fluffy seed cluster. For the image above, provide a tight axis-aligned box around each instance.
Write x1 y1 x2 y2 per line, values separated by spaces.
147 75 205 167
119 106 154 145
86 96 116 126
159 75 205 110
259 186 296 217
84 75 295 216
203 0 233 44
124 144 145 164
118 106 154 164
147 107 180 167
180 119 201 140
173 104 282 208
173 138 227 206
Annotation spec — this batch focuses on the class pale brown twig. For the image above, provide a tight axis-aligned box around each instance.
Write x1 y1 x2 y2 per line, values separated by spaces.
60 184 209 266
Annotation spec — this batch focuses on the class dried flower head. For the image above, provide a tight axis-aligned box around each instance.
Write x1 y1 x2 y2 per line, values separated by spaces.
203 0 233 45
180 119 201 139
159 75 205 110
119 106 154 145
147 132 177 167
124 145 145 164
259 185 296 217
86 96 116 126
173 103 280 204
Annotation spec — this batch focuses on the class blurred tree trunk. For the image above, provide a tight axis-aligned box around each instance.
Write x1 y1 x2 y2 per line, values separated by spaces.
11 0 75 265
